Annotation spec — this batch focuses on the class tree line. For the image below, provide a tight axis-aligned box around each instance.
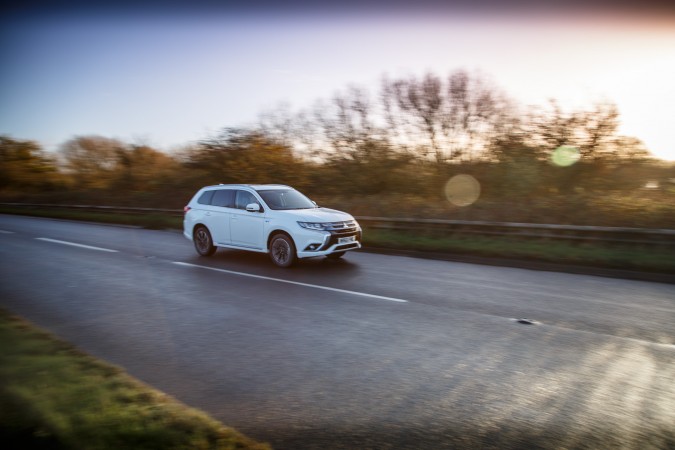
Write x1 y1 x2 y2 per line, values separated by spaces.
1 70 673 226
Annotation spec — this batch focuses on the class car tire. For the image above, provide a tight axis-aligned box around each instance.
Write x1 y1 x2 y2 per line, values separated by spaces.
270 234 297 268
193 226 216 256
326 251 345 260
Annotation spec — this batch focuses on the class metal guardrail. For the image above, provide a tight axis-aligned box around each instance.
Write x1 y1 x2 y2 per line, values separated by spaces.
2 202 674 246
0 203 183 216
357 216 675 246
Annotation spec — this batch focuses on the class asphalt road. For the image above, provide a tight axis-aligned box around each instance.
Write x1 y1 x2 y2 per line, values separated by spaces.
1 214 673 449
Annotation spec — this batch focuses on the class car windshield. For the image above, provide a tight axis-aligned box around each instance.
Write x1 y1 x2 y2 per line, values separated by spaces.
257 189 316 210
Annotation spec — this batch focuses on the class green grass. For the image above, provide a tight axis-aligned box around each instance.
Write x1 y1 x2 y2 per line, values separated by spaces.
363 229 675 273
0 309 270 450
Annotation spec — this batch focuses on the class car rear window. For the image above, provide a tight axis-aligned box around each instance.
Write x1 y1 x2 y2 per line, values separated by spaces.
211 189 235 208
197 190 215 205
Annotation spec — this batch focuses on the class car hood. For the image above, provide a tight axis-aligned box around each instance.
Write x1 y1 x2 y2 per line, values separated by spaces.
273 207 354 223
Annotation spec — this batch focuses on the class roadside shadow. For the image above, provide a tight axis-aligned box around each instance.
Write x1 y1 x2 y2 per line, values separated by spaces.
201 249 362 276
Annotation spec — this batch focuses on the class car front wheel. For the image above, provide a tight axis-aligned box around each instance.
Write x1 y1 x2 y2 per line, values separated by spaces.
194 226 216 256
270 234 297 268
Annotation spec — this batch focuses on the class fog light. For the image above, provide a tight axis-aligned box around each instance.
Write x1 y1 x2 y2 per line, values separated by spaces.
305 243 321 251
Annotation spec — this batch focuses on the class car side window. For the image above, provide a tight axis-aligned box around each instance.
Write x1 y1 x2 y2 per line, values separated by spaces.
197 190 215 205
235 190 259 210
211 189 235 208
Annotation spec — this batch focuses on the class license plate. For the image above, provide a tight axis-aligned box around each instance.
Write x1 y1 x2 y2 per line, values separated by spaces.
338 236 356 244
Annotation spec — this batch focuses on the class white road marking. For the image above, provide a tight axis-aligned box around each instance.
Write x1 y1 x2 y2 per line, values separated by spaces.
172 261 408 303
0 230 15 234
35 238 118 253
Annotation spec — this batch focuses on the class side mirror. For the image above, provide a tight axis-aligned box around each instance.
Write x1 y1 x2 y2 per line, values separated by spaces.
246 203 261 212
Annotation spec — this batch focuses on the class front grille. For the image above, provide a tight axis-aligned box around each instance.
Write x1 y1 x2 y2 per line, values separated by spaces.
326 221 358 233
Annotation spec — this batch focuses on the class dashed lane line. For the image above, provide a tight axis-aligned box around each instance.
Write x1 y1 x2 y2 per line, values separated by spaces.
35 238 118 253
172 261 408 303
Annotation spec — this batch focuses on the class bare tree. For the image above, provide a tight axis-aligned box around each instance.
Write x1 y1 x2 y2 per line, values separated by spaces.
579 102 619 160
313 85 382 160
381 70 514 163
529 100 620 161
444 70 514 160
383 73 444 161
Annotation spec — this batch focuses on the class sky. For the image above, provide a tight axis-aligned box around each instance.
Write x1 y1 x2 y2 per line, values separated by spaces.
2 1 675 160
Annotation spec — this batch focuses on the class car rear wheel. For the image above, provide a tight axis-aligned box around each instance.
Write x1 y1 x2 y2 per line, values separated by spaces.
270 234 297 268
194 226 216 256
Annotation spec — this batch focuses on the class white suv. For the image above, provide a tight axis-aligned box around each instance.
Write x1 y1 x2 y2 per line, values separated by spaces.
183 184 362 267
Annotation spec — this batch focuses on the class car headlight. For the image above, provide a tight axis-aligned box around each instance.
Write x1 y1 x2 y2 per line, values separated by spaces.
298 221 328 231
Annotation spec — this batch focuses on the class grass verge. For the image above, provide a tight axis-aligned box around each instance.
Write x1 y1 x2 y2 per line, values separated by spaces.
363 229 675 274
2 206 673 274
0 309 270 450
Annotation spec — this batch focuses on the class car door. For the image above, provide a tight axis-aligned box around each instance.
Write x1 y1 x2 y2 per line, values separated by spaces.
230 190 265 249
207 189 235 245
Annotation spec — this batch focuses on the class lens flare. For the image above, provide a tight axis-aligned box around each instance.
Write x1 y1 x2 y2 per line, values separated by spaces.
444 174 481 207
551 146 581 167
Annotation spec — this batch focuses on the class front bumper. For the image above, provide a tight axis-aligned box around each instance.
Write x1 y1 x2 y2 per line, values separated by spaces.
295 223 362 259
